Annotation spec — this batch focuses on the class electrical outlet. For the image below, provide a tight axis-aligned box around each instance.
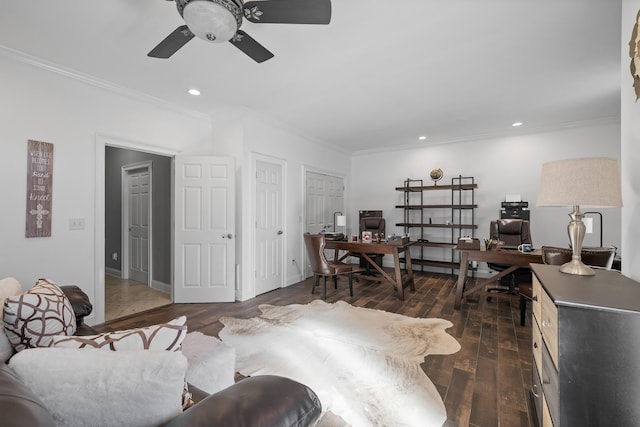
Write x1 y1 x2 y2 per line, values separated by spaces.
69 218 85 230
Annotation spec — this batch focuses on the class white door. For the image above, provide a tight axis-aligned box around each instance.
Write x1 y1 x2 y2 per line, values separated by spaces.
304 171 344 276
255 160 284 295
174 156 235 303
126 168 150 284
306 171 327 235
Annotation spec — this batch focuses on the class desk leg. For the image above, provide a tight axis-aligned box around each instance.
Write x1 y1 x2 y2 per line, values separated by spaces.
393 250 404 300
455 252 470 310
404 249 415 292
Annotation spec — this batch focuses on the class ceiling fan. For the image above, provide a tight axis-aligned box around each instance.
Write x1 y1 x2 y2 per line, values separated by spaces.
148 0 332 63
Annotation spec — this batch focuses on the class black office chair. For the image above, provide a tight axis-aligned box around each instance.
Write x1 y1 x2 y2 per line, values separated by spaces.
358 217 385 275
486 219 532 300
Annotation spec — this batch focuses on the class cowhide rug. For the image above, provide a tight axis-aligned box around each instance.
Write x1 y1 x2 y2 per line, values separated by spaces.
219 300 460 427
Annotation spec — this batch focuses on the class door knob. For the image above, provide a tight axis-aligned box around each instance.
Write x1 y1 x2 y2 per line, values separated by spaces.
277 230 283 235
221 233 233 239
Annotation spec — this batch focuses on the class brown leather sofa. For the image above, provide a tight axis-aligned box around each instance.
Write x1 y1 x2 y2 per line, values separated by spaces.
1 286 322 427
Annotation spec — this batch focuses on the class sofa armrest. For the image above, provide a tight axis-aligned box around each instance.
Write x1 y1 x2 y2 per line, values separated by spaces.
162 375 322 427
0 364 55 427
60 285 93 327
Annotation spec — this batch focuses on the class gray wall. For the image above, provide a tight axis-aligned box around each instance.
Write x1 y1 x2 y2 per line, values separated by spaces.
105 146 172 284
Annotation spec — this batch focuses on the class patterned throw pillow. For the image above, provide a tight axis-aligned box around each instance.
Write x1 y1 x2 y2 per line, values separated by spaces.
3 278 76 352
52 316 187 351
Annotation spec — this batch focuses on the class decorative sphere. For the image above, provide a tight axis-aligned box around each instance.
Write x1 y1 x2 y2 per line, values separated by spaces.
430 168 443 183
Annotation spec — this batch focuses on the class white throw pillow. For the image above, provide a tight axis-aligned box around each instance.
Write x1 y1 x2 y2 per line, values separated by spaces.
3 278 76 352
0 277 23 362
9 348 187 427
52 316 187 351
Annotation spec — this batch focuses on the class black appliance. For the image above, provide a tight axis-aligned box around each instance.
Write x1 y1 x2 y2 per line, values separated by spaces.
500 201 530 220
358 210 384 270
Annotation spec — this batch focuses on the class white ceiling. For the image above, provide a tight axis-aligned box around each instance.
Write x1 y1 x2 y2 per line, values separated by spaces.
0 0 622 153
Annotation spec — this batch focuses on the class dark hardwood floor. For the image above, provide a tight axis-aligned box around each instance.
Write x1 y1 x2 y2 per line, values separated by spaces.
92 271 533 427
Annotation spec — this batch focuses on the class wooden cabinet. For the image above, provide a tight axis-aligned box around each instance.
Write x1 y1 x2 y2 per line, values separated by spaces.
395 176 477 271
530 264 640 426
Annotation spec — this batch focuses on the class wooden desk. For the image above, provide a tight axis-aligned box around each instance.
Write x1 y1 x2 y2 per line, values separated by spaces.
324 240 416 300
454 247 542 309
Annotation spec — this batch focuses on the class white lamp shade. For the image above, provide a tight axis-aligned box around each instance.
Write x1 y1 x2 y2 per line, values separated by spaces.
183 0 238 43
536 157 623 208
336 215 347 227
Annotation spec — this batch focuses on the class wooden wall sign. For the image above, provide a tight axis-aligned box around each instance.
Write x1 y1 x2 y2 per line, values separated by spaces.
630 8 640 100
25 140 54 237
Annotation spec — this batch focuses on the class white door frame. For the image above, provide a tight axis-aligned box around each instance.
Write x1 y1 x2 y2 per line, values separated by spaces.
251 153 287 297
121 161 153 287
94 134 177 325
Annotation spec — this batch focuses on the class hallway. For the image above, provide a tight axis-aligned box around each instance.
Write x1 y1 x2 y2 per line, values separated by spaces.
105 275 171 321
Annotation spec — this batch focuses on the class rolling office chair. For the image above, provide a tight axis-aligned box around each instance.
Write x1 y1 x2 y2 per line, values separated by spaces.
486 219 532 300
359 217 386 275
517 245 617 326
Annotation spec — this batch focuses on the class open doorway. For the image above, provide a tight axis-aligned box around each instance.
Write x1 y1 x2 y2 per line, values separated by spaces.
104 146 172 320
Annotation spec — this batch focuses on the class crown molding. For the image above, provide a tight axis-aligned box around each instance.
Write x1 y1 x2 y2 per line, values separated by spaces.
0 44 211 123
352 115 621 157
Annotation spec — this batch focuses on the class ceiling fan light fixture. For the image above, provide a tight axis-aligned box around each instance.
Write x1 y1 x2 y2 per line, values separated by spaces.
183 0 239 43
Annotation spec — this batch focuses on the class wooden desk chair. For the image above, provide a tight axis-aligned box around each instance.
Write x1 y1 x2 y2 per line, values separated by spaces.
518 245 617 326
303 233 361 300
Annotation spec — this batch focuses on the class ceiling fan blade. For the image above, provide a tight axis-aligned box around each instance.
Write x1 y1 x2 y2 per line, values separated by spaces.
243 0 331 24
148 25 195 58
230 30 274 63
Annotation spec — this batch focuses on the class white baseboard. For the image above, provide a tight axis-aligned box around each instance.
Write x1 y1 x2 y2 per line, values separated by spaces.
287 273 303 286
106 270 170 294
151 279 170 294
105 268 121 278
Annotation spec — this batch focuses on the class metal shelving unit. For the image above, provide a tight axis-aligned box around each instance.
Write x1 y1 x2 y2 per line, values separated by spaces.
395 175 477 273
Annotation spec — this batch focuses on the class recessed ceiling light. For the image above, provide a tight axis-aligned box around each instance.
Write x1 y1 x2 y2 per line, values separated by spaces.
418 136 427 140
512 122 523 127
188 88 201 96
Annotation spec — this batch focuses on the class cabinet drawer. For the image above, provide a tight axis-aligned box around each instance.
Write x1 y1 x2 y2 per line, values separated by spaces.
532 274 542 327
542 342 559 426
540 288 559 369
531 361 543 426
532 321 543 378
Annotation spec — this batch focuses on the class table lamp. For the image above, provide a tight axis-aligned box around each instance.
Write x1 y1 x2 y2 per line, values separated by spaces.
333 212 346 233
536 157 622 275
